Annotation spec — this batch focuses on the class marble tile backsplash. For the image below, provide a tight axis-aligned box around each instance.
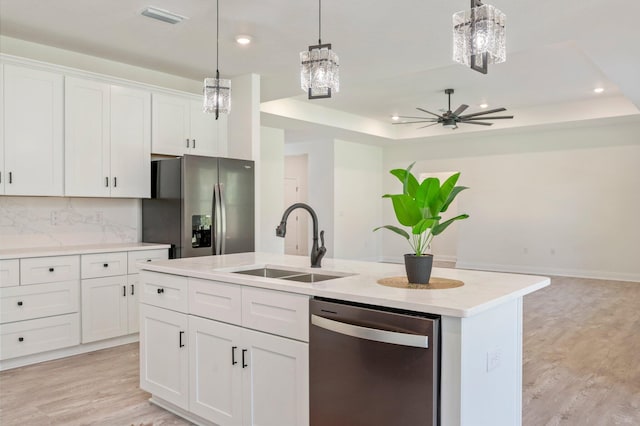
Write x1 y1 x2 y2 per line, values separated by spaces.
0 197 140 249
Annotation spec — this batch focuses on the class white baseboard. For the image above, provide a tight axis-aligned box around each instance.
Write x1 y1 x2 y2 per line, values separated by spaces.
455 261 640 282
0 333 139 371
149 396 216 426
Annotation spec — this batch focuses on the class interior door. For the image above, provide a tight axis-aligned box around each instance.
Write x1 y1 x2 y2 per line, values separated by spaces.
218 158 255 254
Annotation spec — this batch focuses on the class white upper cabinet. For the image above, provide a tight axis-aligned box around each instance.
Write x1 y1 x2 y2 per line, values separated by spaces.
65 77 150 198
2 64 64 196
152 92 227 157
109 85 151 198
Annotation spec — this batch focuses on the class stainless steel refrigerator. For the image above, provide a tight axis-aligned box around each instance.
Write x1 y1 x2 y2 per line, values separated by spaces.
142 155 255 259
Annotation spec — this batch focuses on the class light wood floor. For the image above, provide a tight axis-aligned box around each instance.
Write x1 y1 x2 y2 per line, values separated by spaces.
0 275 638 425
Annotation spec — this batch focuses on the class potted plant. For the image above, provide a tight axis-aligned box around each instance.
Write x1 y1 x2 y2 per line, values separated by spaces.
374 163 469 284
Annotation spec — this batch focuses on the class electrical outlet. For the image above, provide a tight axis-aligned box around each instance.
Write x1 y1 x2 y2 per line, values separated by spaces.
487 348 501 372
50 211 58 226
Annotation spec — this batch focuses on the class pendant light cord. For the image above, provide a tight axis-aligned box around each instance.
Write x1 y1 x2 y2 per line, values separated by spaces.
318 0 322 45
216 0 220 74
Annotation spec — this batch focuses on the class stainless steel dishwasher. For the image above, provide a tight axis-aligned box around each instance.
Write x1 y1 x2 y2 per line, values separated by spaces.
310 298 440 426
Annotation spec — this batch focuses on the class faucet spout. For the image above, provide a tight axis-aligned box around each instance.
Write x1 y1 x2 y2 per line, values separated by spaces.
276 203 327 268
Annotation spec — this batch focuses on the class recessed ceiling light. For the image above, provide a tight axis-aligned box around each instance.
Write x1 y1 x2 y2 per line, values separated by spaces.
479 103 489 108
235 35 252 45
594 87 604 94
391 115 399 121
141 6 189 24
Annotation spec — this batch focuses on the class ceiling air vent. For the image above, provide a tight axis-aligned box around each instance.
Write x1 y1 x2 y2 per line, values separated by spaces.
141 6 189 24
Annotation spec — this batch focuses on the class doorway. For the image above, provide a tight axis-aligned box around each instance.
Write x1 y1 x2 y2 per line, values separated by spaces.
284 154 309 255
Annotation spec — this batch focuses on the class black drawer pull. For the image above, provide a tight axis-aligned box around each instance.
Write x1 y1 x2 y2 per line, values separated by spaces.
242 349 248 368
17 301 23 306
103 263 109 268
232 346 238 365
157 288 164 294
179 331 185 348
18 337 24 342
49 267 55 272
123 285 126 297
131 284 135 296
146 259 152 262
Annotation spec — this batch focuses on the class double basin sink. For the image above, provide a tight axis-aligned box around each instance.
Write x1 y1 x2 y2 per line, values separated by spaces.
233 266 350 283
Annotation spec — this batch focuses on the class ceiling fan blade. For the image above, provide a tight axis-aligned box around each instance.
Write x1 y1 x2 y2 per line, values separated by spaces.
452 104 469 116
459 108 507 119
463 121 493 126
416 108 444 119
463 115 514 120
392 120 438 125
397 115 439 120
417 123 440 129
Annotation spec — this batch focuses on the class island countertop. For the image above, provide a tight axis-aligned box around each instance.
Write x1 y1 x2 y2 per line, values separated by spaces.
138 252 549 318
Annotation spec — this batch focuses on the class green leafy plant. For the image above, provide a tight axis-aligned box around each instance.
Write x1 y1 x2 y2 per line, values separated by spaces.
374 163 469 256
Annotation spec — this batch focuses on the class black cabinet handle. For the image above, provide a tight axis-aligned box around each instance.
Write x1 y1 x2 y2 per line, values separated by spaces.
232 346 238 365
179 331 185 348
17 301 23 306
131 284 135 296
242 349 248 368
113 177 117 187
193 139 196 148
146 259 152 262
9 172 13 184
18 337 24 342
105 177 109 187
103 263 109 268
49 267 55 272
123 286 126 297
186 138 190 148
157 288 164 294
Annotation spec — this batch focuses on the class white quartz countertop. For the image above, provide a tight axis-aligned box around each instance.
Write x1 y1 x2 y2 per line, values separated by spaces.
0 242 171 260
139 252 550 318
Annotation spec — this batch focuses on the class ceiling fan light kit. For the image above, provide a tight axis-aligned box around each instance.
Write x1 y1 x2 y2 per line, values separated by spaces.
453 0 506 74
203 0 231 119
300 0 340 99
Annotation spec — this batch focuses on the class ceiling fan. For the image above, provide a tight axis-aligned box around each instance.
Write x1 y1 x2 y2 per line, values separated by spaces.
393 88 513 129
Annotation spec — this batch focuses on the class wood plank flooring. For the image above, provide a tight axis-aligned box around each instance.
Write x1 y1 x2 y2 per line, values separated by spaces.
0 275 638 425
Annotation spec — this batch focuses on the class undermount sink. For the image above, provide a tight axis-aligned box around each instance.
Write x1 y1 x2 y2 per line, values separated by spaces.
233 266 350 283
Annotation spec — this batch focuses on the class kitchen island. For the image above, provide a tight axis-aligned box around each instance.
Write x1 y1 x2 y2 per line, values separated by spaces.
138 252 549 426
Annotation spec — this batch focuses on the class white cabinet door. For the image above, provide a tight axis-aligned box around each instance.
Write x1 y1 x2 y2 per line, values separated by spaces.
0 64 4 195
127 274 139 334
189 100 219 157
189 315 243 424
81 276 128 343
110 85 151 198
3 64 63 196
242 328 309 426
151 93 190 156
64 77 110 197
140 304 189 410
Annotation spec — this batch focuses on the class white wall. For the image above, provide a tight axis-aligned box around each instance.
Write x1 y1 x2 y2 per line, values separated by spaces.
382 117 640 281
0 197 139 250
333 139 383 261
259 126 285 254
284 139 335 257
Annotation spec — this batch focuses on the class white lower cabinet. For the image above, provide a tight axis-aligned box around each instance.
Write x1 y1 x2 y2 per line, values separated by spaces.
140 273 309 426
139 303 189 410
81 276 129 343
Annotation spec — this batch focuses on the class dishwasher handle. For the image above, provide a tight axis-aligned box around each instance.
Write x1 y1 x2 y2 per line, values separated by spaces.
311 314 429 349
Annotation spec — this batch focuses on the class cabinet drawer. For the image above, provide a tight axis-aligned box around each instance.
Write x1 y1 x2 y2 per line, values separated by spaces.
140 271 188 313
81 252 127 278
20 255 80 285
128 249 169 274
0 313 80 360
1 280 79 324
242 287 310 342
189 278 241 325
0 260 20 288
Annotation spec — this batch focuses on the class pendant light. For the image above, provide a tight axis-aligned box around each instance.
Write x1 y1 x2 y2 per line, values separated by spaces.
453 0 506 74
203 0 231 119
299 0 339 99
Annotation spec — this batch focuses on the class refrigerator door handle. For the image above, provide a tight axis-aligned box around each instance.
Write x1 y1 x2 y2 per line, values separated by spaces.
219 183 227 254
213 183 222 255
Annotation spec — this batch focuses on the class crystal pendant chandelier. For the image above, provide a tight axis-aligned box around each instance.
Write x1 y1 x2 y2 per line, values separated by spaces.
300 0 339 99
203 0 231 119
453 0 506 74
